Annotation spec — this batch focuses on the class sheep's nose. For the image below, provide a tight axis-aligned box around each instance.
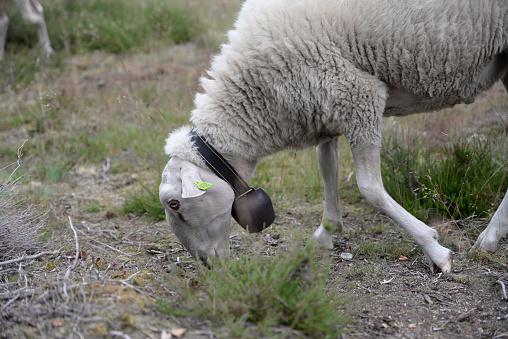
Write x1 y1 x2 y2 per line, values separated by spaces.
199 247 230 267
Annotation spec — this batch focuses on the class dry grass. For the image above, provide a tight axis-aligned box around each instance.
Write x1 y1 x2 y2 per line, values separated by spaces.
0 143 47 261
1 0 508 337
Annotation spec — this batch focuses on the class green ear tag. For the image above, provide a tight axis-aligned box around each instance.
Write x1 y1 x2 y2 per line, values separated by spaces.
195 181 213 191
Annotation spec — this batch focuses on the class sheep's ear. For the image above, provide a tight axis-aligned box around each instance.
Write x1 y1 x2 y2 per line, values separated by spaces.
181 165 207 198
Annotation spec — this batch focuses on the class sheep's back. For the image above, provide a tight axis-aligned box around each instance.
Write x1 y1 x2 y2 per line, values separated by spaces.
191 0 508 156
259 1 504 87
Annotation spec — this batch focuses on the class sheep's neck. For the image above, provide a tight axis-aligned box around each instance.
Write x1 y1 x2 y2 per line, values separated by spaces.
193 126 259 182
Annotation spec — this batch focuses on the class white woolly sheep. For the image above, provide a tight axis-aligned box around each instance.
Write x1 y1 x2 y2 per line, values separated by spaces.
0 0 53 60
160 0 508 273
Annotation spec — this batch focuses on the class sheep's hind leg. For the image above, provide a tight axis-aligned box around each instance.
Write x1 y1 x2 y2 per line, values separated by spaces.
0 4 9 61
312 137 343 249
351 142 453 273
18 0 53 57
473 192 508 252
473 73 508 252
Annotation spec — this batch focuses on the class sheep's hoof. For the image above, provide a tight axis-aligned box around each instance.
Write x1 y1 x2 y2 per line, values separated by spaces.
472 229 499 253
425 248 453 274
42 45 54 58
312 225 333 250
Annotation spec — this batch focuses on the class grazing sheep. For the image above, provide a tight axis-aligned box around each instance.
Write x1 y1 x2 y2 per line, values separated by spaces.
160 0 508 273
0 0 53 60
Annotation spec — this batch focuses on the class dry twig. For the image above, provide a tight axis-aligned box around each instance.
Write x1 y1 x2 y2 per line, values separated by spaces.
1 141 48 261
497 280 508 300
67 216 79 271
63 216 80 301
0 250 59 267
76 228 131 257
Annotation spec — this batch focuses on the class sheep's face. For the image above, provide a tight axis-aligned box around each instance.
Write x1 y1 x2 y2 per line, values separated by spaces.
159 157 235 261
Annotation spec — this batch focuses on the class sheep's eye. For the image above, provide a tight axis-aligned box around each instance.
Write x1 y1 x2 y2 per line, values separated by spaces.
168 199 180 210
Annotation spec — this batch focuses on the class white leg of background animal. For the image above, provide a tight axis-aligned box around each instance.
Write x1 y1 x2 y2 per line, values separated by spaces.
312 137 343 249
17 0 53 57
0 4 9 60
351 142 453 273
473 74 508 252
474 192 508 251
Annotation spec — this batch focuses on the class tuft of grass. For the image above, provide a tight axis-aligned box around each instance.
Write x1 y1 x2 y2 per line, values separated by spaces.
345 262 384 279
382 135 507 221
469 248 508 269
86 201 102 213
157 242 348 337
0 144 47 260
420 138 507 219
123 183 165 220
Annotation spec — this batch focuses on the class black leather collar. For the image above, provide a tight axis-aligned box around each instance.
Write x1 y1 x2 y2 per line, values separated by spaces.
189 129 252 197
188 129 276 233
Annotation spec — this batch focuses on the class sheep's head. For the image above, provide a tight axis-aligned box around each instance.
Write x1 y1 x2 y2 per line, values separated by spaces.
159 157 235 261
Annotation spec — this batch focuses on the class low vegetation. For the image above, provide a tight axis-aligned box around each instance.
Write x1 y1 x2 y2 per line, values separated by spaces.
123 183 166 220
382 134 507 221
1 0 507 337
0 144 47 261
6 0 201 55
158 242 347 337
1 0 213 88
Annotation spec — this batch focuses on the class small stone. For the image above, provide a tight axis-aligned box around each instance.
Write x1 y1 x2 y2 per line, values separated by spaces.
171 328 186 338
340 252 353 260
52 318 63 327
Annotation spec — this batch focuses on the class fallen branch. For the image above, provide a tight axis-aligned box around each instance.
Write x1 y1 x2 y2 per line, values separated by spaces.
121 322 157 339
1 293 20 310
454 309 476 322
63 216 80 301
0 287 35 299
380 277 395 284
76 228 131 257
68 216 80 271
423 294 433 305
435 214 477 228
0 250 59 267
497 280 508 300
105 272 153 297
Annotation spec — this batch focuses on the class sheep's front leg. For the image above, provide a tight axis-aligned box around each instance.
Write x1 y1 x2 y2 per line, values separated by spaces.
473 190 508 252
351 142 453 273
18 0 53 57
312 137 343 249
0 4 9 61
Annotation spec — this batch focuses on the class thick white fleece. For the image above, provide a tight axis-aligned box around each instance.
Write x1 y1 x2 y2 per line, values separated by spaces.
166 0 508 164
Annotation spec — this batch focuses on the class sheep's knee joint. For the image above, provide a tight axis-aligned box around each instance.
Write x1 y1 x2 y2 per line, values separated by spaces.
357 183 384 208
